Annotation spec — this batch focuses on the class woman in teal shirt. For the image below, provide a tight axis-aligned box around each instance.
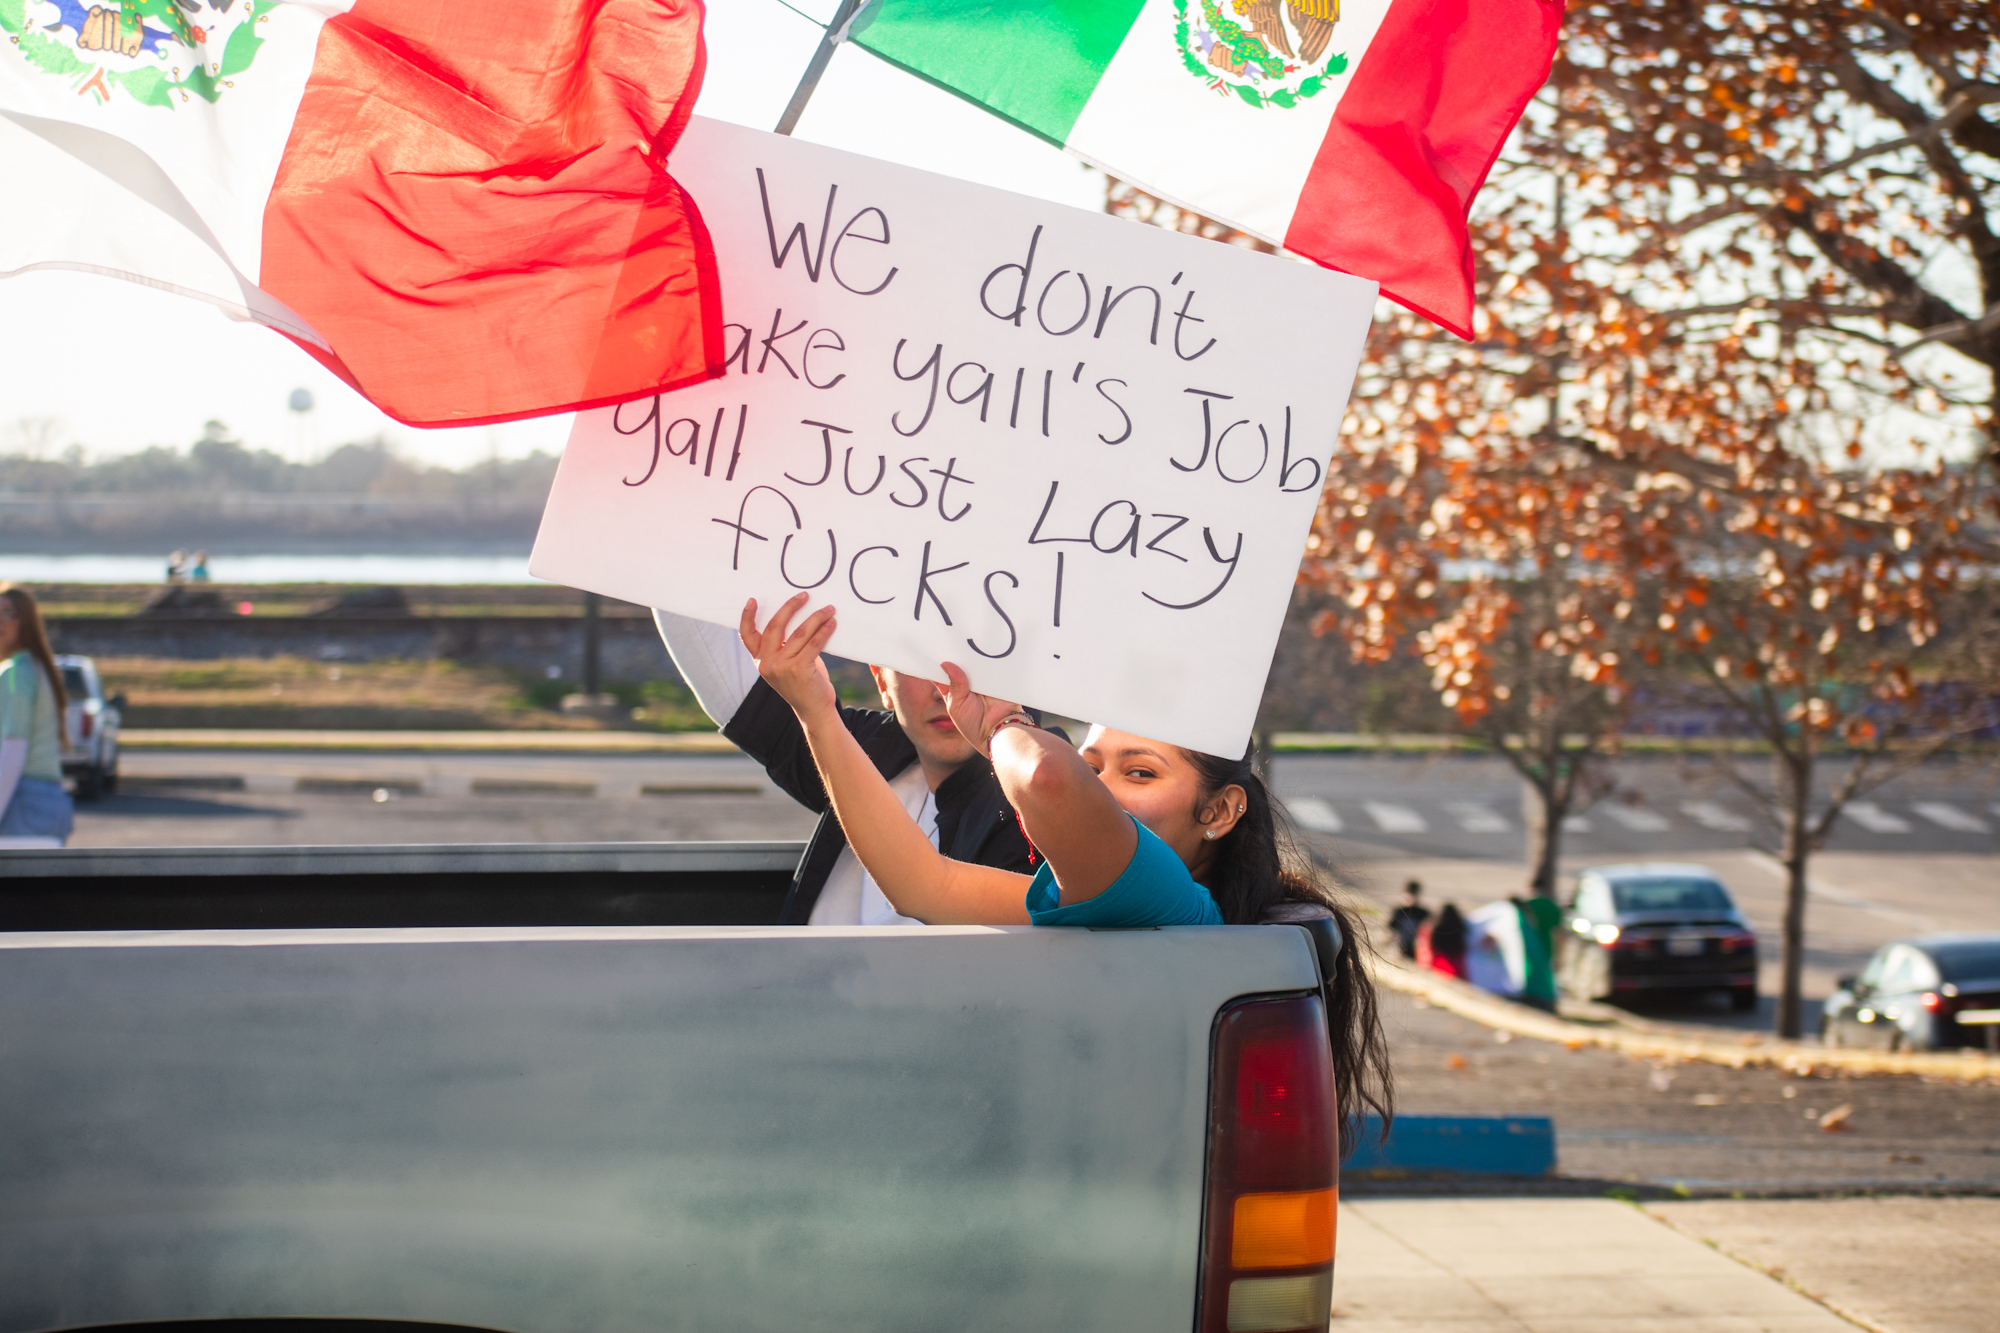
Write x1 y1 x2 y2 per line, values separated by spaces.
745 592 1283 928
743 593 1226 927
0 585 74 845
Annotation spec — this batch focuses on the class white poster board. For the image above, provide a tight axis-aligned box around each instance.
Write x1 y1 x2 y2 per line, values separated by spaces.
531 117 1375 757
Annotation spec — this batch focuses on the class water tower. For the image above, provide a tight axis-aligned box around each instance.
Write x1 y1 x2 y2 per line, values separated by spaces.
287 386 318 457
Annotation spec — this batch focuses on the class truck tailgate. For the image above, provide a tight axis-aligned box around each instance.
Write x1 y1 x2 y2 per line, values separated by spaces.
0 923 1319 1333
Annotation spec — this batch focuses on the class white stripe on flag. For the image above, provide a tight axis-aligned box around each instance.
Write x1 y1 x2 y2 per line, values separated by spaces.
1064 0 1397 246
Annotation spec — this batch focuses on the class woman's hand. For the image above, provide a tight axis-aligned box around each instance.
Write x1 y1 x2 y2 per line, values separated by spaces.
740 594 839 722
939 661 1025 756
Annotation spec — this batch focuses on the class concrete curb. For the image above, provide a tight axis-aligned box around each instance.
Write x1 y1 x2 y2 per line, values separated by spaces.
1371 956 2000 1085
121 729 742 754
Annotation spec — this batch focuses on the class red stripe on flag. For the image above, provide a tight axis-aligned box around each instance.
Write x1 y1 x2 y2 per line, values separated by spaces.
262 0 723 427
1284 0 1562 339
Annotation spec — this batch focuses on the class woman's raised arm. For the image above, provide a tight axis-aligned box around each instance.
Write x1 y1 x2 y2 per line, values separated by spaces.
740 595 1031 925
939 664 1139 907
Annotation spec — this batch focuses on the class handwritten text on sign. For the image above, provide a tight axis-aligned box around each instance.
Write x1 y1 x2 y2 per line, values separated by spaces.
530 118 1375 757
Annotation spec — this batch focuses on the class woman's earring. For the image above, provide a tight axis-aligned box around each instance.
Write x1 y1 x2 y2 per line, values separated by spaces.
1204 830 1215 839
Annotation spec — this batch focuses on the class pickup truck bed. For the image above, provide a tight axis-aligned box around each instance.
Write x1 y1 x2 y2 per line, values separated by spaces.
0 843 1330 1333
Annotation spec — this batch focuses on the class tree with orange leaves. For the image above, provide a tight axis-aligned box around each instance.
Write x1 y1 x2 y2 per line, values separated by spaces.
1656 458 1997 1038
1112 4 1999 1038
1542 0 2000 1036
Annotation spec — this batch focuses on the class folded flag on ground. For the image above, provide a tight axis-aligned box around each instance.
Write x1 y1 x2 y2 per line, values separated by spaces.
0 0 723 426
849 0 1563 337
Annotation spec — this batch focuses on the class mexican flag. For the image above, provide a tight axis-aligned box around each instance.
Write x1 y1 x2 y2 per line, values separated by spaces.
850 0 1562 337
0 0 723 426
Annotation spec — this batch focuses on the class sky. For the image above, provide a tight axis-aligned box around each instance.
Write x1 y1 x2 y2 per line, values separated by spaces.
0 0 1105 469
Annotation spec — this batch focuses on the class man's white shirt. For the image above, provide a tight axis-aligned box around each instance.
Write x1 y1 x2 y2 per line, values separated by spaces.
653 610 923 927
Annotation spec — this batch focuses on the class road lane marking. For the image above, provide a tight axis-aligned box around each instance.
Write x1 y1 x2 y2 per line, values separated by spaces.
1602 805 1672 832
1562 814 1592 832
1442 802 1509 833
1287 797 1343 833
1843 801 1912 834
1681 801 1749 832
1364 802 1427 834
1910 801 1988 833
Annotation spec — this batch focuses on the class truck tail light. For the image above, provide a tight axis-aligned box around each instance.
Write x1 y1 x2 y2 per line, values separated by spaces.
78 712 93 739
1198 994 1336 1333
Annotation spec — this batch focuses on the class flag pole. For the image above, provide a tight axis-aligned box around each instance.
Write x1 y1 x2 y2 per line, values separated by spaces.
774 0 867 136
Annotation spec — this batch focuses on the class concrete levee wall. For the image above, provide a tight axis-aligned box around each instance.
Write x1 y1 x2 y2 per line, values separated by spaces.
47 615 681 684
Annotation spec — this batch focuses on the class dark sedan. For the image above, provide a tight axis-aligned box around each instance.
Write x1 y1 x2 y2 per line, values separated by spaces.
1821 934 2000 1052
1559 863 1759 1010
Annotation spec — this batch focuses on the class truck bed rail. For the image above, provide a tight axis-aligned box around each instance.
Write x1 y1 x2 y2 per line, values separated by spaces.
0 841 804 931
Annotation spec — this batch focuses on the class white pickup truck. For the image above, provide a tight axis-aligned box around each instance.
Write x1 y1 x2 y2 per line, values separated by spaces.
54 653 122 799
0 840 1366 1333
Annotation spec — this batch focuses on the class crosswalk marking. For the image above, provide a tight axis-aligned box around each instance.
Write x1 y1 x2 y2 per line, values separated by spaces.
1364 801 1428 834
1912 801 1989 834
1288 797 1343 834
1844 801 1912 834
1682 801 1750 832
1603 805 1672 832
1443 802 1509 833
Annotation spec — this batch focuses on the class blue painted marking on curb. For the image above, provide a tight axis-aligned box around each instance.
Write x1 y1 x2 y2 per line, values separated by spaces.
1345 1115 1556 1177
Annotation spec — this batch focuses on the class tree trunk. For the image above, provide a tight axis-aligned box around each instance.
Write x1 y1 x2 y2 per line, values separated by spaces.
1776 766 1811 1040
1521 775 1564 898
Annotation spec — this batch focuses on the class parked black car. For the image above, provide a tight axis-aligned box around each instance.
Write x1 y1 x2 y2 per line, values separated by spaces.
1559 863 1759 1010
1820 934 2000 1052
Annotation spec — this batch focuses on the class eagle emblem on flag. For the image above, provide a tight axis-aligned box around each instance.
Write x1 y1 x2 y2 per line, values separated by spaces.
2 0 274 107
1174 0 1349 109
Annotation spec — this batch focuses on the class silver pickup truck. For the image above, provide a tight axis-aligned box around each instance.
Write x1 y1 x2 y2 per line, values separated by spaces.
1 841 1356 1333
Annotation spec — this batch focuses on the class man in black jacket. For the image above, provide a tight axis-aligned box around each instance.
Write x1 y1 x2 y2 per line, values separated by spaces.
654 610 1038 924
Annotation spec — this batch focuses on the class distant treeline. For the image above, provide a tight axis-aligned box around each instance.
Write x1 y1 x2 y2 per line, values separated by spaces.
0 421 557 502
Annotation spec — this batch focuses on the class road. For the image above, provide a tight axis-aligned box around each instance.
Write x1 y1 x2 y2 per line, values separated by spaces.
1276 750 2000 859
82 746 2000 852
68 746 1996 1026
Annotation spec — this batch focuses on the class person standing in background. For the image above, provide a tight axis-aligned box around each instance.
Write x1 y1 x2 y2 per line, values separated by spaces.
189 551 211 582
0 586 75 847
1513 894 1562 1011
1389 879 1430 960
165 551 187 584
1419 901 1468 979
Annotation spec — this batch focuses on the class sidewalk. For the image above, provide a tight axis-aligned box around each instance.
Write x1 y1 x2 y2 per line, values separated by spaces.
1334 1197 2000 1332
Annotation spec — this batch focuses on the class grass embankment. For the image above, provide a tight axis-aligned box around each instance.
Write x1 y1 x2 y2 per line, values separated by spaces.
99 657 714 732
34 583 585 618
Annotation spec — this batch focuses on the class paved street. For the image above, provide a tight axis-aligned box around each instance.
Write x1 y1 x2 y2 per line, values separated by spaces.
1276 752 2000 860
73 749 1995 1027
78 746 2000 856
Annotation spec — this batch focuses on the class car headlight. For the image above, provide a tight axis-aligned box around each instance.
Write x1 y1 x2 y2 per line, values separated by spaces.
1592 923 1621 946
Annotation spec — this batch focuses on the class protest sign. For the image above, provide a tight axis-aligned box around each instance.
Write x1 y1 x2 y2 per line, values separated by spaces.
530 116 1375 758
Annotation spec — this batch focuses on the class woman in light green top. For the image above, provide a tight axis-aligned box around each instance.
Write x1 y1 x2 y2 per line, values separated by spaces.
0 585 74 845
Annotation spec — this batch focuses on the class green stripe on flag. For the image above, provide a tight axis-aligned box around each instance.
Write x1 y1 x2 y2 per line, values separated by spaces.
850 0 1146 147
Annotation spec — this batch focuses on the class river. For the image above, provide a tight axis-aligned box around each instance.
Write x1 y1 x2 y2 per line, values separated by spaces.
2 554 536 584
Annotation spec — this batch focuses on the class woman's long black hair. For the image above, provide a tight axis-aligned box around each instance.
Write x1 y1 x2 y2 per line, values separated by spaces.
1183 747 1393 1159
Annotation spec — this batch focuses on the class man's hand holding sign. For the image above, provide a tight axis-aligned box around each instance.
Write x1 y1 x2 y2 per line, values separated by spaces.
531 116 1376 759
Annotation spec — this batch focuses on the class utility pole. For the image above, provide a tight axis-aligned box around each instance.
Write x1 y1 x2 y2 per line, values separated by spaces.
582 590 602 699
774 0 868 136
